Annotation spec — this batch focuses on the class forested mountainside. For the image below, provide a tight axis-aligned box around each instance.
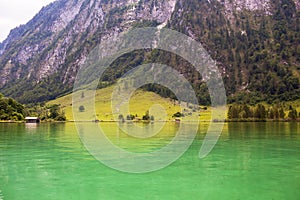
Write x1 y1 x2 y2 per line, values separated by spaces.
0 0 299 104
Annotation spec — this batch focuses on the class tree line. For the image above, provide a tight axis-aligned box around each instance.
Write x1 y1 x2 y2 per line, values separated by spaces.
117 111 154 122
0 93 66 121
228 104 299 121
26 103 66 121
0 93 25 121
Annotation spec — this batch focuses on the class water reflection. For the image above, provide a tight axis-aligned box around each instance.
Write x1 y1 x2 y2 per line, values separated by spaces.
0 190 3 200
76 122 199 173
25 123 38 135
227 122 300 139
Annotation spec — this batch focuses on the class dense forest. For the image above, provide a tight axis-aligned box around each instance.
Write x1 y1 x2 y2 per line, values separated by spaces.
0 93 66 121
0 93 25 121
169 0 300 104
227 103 299 121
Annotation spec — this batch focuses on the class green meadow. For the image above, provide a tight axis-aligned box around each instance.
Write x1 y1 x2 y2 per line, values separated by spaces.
48 85 214 122
48 85 299 122
48 85 215 122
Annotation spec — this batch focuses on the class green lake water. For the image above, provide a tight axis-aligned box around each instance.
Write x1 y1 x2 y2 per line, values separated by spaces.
0 122 299 199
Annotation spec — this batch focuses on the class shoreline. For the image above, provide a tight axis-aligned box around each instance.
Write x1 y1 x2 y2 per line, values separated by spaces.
1 119 299 123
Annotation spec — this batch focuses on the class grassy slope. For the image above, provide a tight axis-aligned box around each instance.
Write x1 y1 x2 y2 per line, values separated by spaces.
48 85 215 122
48 85 299 122
48 85 192 121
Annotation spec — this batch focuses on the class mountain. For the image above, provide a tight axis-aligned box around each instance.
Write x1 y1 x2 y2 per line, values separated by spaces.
0 0 299 104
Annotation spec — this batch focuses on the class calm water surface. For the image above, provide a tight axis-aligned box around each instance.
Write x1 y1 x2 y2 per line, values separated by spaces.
0 122 299 200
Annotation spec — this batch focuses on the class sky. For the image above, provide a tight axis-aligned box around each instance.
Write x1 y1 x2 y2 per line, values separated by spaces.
0 0 55 42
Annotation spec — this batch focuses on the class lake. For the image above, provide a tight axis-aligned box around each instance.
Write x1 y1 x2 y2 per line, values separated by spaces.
0 122 299 199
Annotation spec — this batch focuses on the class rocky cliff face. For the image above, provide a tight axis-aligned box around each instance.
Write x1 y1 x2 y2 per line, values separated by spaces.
219 0 271 13
0 0 299 103
0 0 176 84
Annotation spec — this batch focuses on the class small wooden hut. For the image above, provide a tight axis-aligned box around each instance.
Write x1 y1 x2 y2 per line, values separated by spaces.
25 117 40 123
